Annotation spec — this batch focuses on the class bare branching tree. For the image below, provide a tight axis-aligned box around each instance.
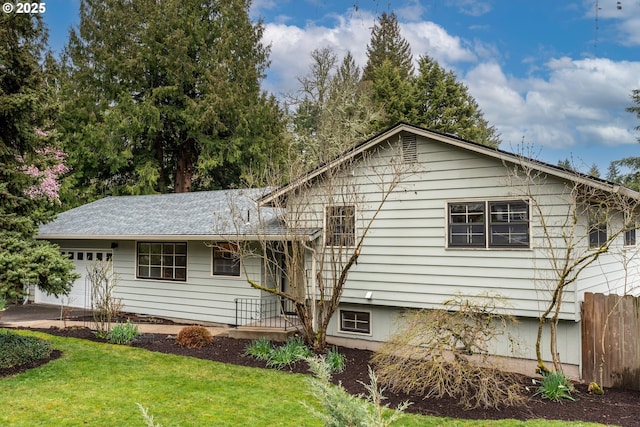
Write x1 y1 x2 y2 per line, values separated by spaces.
223 140 408 351
507 159 640 373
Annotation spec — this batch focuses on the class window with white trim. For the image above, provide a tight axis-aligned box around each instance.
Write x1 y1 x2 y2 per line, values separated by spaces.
588 207 607 249
448 200 530 248
137 242 187 281
326 205 356 246
212 243 240 276
624 228 636 247
340 310 370 334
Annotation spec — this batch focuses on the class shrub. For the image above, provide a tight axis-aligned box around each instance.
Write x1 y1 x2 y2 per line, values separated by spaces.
372 295 526 410
106 321 139 345
533 371 576 402
244 337 272 360
305 355 411 427
176 325 213 348
325 347 346 373
266 336 311 369
0 330 53 369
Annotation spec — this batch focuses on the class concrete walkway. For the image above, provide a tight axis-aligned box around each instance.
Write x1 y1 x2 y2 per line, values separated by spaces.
0 303 228 336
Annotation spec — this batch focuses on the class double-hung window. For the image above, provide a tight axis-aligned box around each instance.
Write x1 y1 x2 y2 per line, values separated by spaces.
326 205 356 246
137 242 187 281
448 200 530 249
588 206 607 249
624 228 637 247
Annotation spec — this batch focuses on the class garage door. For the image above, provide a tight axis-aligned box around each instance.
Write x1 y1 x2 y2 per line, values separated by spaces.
35 249 113 309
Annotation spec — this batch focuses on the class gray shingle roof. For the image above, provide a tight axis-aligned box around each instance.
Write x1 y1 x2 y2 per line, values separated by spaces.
38 188 314 240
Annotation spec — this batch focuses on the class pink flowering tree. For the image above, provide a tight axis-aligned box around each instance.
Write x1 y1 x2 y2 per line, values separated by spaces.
22 144 70 204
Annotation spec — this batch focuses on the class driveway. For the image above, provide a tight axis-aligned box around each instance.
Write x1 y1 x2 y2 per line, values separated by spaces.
1 303 89 324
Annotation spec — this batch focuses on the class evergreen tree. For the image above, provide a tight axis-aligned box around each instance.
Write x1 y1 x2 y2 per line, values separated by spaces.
610 157 640 191
291 48 379 166
59 0 285 203
626 89 640 141
0 13 78 300
410 56 500 147
362 12 413 82
588 163 600 178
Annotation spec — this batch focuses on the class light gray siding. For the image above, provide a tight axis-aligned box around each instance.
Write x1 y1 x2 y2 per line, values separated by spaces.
50 239 266 325
299 134 584 321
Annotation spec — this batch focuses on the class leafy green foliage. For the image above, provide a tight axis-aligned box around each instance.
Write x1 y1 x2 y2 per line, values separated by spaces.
266 336 312 369
305 355 411 427
243 337 272 361
0 330 52 369
325 347 346 373
244 337 346 373
533 371 576 402
59 0 286 203
106 321 139 345
0 14 79 299
176 325 213 348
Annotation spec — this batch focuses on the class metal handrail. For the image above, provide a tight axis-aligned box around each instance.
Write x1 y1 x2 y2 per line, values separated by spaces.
234 297 300 330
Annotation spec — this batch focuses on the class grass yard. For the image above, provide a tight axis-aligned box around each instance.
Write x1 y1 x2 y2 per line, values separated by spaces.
0 330 607 427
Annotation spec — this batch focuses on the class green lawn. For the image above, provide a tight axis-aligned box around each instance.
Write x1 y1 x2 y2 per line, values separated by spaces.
0 330 607 427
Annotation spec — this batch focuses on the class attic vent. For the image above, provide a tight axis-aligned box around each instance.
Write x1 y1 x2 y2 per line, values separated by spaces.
402 135 417 163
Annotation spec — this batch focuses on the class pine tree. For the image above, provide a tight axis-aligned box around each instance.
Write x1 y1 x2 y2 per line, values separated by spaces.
362 12 413 82
0 13 78 300
411 56 500 147
59 0 286 203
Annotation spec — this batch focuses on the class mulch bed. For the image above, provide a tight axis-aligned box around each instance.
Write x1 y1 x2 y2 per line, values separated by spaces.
4 325 640 426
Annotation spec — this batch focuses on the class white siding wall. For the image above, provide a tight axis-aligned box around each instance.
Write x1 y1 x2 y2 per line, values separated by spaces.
326 304 582 367
51 239 265 325
295 135 586 321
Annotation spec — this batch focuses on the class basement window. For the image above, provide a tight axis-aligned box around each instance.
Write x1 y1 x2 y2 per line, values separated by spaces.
340 310 371 334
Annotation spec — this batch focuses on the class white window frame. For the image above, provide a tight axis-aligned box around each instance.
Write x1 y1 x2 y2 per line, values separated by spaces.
211 243 241 277
447 199 531 249
325 205 356 247
339 309 371 335
136 241 187 282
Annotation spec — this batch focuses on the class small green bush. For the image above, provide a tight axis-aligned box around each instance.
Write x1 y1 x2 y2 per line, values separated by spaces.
533 371 576 402
305 355 411 427
106 321 139 345
244 337 272 360
0 330 53 369
325 347 346 373
266 336 312 369
176 325 213 348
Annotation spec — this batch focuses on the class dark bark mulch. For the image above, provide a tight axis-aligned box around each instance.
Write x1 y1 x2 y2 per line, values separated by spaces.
4 326 640 427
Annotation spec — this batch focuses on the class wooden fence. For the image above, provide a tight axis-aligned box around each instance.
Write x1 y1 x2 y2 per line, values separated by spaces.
582 292 640 390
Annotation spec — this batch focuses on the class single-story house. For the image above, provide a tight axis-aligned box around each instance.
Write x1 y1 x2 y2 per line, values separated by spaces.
38 123 640 377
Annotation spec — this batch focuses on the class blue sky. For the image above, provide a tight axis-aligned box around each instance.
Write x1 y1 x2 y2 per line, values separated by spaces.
43 0 639 175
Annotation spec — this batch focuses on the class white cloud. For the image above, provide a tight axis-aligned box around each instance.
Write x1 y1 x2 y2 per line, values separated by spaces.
465 57 640 149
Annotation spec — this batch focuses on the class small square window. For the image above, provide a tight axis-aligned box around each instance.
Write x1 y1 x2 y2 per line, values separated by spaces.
340 310 370 334
76 252 84 261
212 243 240 276
86 252 93 261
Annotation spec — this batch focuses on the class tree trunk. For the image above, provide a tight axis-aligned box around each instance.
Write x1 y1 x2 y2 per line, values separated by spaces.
175 139 195 193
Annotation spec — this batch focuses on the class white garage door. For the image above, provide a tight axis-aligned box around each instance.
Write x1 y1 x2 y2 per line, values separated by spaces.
35 249 113 309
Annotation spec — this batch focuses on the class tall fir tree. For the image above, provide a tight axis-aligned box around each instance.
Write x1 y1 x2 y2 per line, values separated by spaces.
410 56 500 147
0 13 78 300
362 12 413 82
362 12 499 147
59 0 286 204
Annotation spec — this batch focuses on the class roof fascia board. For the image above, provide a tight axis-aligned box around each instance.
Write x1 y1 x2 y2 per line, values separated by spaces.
36 233 315 242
